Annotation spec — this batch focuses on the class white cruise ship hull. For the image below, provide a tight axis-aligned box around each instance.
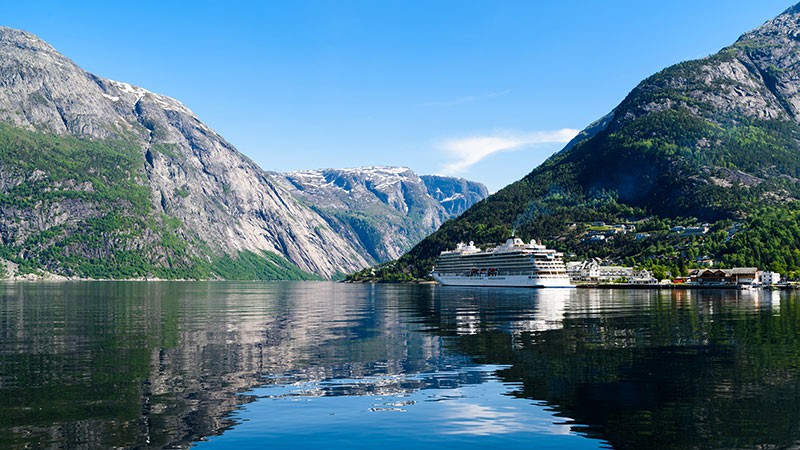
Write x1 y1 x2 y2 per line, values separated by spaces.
431 272 574 288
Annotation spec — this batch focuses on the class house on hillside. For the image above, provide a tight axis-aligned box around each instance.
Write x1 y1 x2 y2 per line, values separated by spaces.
681 226 709 237
670 225 709 236
695 256 715 267
608 224 634 234
583 235 606 243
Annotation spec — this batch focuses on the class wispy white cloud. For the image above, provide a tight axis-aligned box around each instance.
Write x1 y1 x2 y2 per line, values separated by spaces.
437 128 579 175
422 89 512 108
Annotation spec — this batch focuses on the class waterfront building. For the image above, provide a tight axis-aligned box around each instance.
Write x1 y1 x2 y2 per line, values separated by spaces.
689 268 760 287
760 271 781 286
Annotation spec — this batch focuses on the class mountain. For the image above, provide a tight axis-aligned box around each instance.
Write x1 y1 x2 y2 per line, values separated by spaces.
371 4 800 280
0 26 487 280
420 175 489 217
273 167 487 263
0 28 375 278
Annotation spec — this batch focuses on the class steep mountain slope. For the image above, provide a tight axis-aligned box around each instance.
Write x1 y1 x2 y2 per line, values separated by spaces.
0 27 376 278
420 175 489 217
273 167 487 263
378 4 800 279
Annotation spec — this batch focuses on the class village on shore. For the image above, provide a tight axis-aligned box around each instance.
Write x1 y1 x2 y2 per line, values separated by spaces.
561 220 796 290
567 260 791 290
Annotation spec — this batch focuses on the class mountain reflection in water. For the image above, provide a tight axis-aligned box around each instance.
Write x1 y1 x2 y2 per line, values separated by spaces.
0 282 798 449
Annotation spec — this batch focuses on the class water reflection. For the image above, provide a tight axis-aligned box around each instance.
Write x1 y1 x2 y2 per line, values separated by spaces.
198 365 597 450
0 282 474 449
427 286 571 335
1 283 799 449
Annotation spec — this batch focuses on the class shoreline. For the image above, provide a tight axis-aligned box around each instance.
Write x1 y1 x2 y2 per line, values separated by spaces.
575 283 800 290
1 275 797 289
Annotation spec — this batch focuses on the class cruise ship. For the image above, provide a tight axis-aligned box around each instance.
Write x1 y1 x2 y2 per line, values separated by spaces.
430 237 574 288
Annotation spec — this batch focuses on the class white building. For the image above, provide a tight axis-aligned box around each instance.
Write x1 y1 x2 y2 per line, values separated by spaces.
630 269 657 284
760 271 781 286
597 266 634 281
566 260 600 281
566 262 583 280
567 260 637 282
682 226 709 236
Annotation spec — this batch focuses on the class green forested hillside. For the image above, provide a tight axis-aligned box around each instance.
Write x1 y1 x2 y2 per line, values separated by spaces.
352 6 800 281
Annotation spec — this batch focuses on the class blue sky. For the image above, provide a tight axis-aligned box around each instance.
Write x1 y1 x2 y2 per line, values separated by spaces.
3 1 796 191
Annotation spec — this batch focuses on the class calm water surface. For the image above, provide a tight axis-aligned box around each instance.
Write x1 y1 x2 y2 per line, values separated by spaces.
1 282 798 449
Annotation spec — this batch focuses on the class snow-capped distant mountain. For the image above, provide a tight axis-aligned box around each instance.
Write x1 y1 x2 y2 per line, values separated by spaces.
274 167 488 263
420 175 489 217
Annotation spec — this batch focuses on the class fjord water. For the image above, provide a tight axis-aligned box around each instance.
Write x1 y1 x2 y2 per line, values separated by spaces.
1 283 799 449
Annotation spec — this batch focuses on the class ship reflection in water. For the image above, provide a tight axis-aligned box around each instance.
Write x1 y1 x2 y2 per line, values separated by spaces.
0 282 798 449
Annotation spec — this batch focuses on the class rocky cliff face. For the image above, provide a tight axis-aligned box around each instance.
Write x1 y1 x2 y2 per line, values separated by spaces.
274 167 487 263
0 27 375 278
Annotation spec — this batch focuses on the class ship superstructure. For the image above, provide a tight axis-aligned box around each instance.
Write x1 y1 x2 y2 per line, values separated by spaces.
430 237 574 288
